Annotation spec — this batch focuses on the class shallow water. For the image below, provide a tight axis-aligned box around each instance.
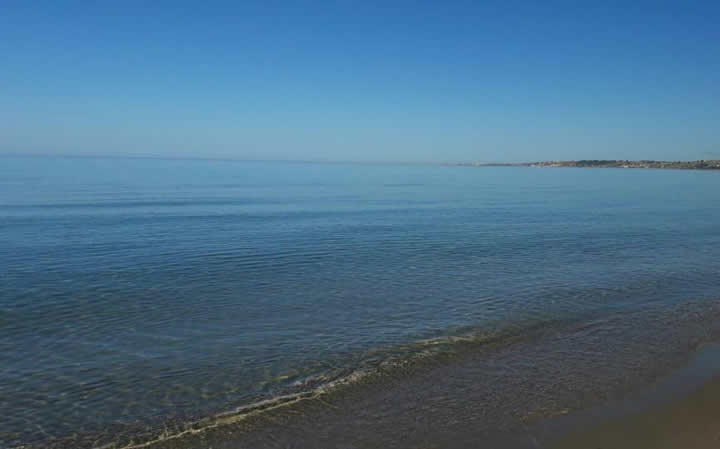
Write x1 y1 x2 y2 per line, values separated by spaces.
2 156 720 448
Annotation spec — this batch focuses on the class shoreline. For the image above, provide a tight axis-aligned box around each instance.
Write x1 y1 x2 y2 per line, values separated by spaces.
16 303 720 449
100 303 720 449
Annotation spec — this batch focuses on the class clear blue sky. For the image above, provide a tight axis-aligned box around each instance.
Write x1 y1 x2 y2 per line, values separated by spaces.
2 1 719 162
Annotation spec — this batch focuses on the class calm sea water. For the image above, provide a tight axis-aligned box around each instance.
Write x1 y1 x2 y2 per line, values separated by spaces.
2 156 720 448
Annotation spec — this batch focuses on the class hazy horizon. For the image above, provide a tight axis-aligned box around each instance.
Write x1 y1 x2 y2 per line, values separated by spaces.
3 2 719 162
2 151 719 167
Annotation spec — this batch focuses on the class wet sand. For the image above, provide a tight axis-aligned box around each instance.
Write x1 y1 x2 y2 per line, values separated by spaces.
552 375 720 449
549 343 720 449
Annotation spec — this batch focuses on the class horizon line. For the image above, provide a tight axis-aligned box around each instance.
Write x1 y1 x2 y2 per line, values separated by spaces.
1 151 717 166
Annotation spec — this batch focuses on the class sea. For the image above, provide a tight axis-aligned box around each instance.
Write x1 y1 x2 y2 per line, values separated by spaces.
2 155 720 449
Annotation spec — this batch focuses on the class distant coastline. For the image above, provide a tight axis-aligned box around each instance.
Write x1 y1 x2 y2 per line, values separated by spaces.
459 159 720 170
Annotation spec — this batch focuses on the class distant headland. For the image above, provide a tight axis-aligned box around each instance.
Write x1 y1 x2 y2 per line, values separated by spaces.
458 160 720 170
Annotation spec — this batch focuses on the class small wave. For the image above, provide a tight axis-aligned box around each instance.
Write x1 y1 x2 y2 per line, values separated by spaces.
83 320 572 449
105 370 374 449
22 302 720 449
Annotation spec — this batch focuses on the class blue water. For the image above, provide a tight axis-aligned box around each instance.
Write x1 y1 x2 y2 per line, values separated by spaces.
2 156 720 448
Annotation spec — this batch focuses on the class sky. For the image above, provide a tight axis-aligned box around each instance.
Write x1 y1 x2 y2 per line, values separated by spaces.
2 1 719 163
